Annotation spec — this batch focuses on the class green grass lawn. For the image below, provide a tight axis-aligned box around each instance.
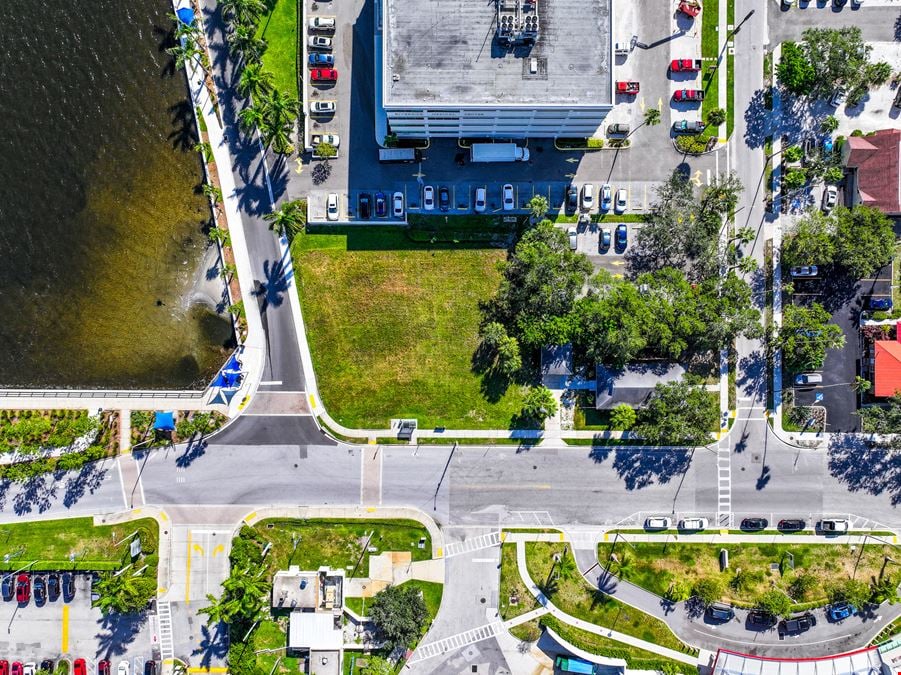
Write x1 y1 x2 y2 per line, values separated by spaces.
700 0 721 137
257 0 298 98
245 518 431 577
726 0 735 137
525 543 695 654
597 540 896 607
253 620 300 675
0 516 158 571
499 543 541 620
292 227 528 429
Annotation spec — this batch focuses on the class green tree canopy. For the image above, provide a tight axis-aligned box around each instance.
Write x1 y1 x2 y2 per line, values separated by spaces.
833 206 896 280
692 577 724 604
478 322 522 377
93 570 156 615
634 379 718 447
777 42 816 96
610 404 637 430
264 199 306 237
859 394 901 434
527 195 549 220
756 589 792 618
521 386 558 424
369 584 429 650
778 303 845 372
781 210 835 268
801 27 872 99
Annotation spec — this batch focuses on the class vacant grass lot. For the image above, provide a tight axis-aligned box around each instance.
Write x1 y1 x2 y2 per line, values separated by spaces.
525 543 695 654
500 543 540 620
0 516 158 571
257 0 298 97
598 540 894 606
293 228 527 429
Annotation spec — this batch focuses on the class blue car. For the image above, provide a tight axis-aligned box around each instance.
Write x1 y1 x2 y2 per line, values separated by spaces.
827 603 856 622
870 297 893 311
309 53 335 66
822 137 834 154
615 223 628 249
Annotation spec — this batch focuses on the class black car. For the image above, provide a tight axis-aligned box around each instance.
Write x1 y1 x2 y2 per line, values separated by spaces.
33 575 46 605
144 662 157 675
438 186 450 212
47 573 60 601
741 517 768 531
780 613 815 635
615 224 628 249
566 185 578 212
706 603 734 622
374 192 387 218
1 575 13 601
358 193 372 220
62 572 75 602
41 661 54 673
778 519 806 532
747 610 778 628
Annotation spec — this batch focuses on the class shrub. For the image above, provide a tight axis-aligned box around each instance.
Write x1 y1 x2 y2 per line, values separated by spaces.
706 108 726 126
675 135 708 155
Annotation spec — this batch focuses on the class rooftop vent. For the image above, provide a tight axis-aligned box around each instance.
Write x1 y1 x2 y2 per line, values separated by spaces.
495 0 539 46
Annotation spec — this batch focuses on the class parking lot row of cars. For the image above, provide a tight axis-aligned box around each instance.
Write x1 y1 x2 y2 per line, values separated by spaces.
0 660 154 675
706 602 857 634
567 183 629 214
643 515 852 533
2 571 76 605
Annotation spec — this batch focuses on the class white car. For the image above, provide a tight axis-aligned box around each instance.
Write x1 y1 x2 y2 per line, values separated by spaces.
679 518 709 531
308 36 333 50
117 663 129 675
645 516 672 530
393 191 405 218
614 188 628 213
600 183 612 211
829 88 846 108
567 227 578 250
474 187 487 213
423 185 435 211
310 100 336 114
502 184 515 211
790 265 818 278
819 519 850 533
822 185 838 213
580 183 594 212
308 16 336 30
23 665 35 675
312 133 340 148
326 193 339 221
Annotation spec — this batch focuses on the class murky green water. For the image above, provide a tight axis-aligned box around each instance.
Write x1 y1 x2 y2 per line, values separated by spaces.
0 0 233 388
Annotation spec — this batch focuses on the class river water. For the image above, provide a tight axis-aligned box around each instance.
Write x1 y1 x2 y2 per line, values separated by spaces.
0 0 233 388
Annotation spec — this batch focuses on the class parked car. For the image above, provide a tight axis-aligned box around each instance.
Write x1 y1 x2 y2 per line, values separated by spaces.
308 35 333 50
311 133 340 149
326 193 339 221
614 188 628 213
308 52 335 66
822 185 838 213
310 68 338 82
15 573 29 604
707 603 734 622
1 575 13 601
678 0 702 17
741 517 768 531
580 183 594 212
827 602 857 621
616 81 640 95
671 58 702 72
869 297 893 311
0 662 8 675
310 100 336 114
144 663 157 675
117 662 129 675
503 184 515 211
672 120 705 133
47 573 60 601
98 662 111 675
789 265 818 278
567 227 578 251
73 661 86 675
308 16 336 30
62 572 75 601
819 519 850 533
777 519 806 532
607 123 630 135
566 184 578 212
779 613 815 635
474 187 487 213
822 137 834 155
679 517 708 531
600 228 611 251
375 192 387 217
358 193 372 220
615 223 628 249
600 184 612 211
644 516 671 530
23 664 34 675
794 373 822 386
33 575 46 605
673 89 704 102
829 88 846 108
422 185 435 211
11 665 22 675
438 186 450 212
748 610 778 628
392 191 405 218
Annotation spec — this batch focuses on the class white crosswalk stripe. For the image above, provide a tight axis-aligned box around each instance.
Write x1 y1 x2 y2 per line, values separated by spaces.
409 622 505 663
442 531 501 558
157 601 175 662
717 444 732 528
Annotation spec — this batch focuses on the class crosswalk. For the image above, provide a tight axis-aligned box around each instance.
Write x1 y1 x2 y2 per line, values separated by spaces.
717 443 732 528
442 531 501 558
157 601 175 662
408 622 504 663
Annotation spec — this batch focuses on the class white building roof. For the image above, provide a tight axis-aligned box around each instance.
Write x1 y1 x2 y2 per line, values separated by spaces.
288 612 343 651
713 648 885 675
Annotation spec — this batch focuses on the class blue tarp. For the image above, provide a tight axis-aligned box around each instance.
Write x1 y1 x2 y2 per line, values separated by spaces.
153 411 175 431
211 351 243 389
176 7 195 26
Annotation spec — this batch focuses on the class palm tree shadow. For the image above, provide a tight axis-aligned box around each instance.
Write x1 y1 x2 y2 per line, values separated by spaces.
169 100 198 152
153 23 177 79
252 256 291 313
95 612 147 657
192 622 229 667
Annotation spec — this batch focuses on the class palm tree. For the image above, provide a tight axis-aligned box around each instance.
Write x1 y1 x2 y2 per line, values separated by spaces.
198 591 234 625
555 551 577 581
221 0 267 27
219 262 238 281
227 24 267 62
238 105 265 135
94 571 150 615
238 61 274 101
259 89 299 154
208 227 231 246
202 183 223 210
264 200 306 237
194 141 213 163
167 41 202 70
644 107 661 127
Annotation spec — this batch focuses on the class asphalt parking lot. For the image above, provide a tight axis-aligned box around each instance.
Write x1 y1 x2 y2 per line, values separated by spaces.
0 572 154 668
792 261 894 432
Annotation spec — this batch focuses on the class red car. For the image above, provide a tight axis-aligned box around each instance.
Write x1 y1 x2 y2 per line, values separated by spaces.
0 661 9 675
73 660 86 675
670 59 701 72
15 574 29 604
673 89 704 102
678 1 701 17
11 665 22 675
615 81 640 95
98 662 111 675
310 68 338 82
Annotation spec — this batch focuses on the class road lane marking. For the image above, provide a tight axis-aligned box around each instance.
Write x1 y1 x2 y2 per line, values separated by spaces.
258 380 283 385
61 604 69 652
213 544 225 557
471 558 497 563
185 530 192 605
458 483 552 490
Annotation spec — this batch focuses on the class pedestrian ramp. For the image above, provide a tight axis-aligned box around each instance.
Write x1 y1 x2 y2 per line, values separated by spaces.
157 600 175 662
442 531 501 558
408 622 505 663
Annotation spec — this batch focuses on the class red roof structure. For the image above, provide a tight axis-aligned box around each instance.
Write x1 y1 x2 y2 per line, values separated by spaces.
874 340 901 397
843 129 901 215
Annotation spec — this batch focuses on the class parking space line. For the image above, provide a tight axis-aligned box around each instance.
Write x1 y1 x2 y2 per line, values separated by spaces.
185 529 192 605
61 603 69 653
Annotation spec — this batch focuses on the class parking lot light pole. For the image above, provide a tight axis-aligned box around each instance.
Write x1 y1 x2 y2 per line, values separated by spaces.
879 556 897 583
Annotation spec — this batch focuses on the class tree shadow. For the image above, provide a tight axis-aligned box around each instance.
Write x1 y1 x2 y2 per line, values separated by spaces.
63 462 110 509
13 476 58 515
684 596 706 620
756 464 771 491
470 342 514 403
827 434 901 505
252 256 292 313
192 622 229 668
95 611 147 658
588 445 613 464
610 448 693 490
153 23 177 79
175 435 208 468
743 88 773 149
168 99 198 152
737 349 767 401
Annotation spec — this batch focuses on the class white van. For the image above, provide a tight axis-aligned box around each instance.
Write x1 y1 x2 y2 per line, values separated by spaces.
794 373 822 386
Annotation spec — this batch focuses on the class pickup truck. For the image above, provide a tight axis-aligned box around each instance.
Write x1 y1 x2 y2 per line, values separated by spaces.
779 613 815 635
311 133 340 148
616 81 640 95
671 59 702 72
678 0 702 17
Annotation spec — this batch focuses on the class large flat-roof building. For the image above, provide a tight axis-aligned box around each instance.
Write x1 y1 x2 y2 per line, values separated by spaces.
379 0 613 138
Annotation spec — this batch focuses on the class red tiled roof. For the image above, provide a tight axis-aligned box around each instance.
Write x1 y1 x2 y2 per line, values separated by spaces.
874 341 901 397
845 129 901 215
